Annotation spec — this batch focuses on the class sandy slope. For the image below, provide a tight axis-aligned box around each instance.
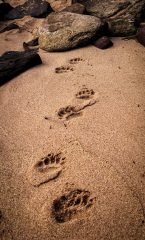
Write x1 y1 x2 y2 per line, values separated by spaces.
0 28 145 240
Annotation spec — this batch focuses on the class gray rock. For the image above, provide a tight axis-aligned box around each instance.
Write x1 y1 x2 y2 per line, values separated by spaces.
77 0 145 36
38 12 102 51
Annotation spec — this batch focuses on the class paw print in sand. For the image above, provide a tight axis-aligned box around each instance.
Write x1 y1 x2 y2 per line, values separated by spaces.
69 57 83 64
28 153 65 187
76 87 95 99
55 66 74 73
52 189 95 223
57 105 82 120
57 99 97 121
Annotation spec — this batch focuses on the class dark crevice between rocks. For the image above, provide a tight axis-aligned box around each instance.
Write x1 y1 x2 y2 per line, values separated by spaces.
0 2 13 20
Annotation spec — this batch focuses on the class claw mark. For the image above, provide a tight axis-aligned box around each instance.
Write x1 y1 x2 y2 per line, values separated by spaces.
75 87 95 99
55 66 74 73
69 58 83 64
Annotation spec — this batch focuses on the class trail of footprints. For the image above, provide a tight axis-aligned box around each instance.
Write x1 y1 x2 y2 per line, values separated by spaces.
52 189 95 223
55 57 83 74
57 86 97 121
28 150 95 222
44 86 97 122
28 62 96 223
29 87 97 187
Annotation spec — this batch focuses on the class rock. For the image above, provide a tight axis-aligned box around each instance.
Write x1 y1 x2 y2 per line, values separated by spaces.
14 16 44 35
24 38 39 47
0 15 44 35
5 0 53 20
0 2 13 20
136 26 145 46
62 3 86 14
0 50 42 86
38 12 102 51
77 0 145 36
23 38 39 51
93 36 113 49
4 0 26 7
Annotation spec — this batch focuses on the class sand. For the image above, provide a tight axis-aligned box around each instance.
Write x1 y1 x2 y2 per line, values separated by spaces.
0 23 145 240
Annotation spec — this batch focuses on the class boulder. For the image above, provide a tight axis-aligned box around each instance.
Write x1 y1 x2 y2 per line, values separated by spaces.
38 11 102 51
77 0 145 36
5 0 53 20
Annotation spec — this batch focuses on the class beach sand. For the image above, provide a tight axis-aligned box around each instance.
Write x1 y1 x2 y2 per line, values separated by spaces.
0 26 145 240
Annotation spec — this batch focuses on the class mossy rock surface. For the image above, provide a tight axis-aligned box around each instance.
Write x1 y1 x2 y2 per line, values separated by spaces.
77 0 145 36
38 12 102 51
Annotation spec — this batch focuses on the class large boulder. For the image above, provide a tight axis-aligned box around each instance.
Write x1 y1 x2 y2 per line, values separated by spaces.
38 12 102 51
77 0 145 36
